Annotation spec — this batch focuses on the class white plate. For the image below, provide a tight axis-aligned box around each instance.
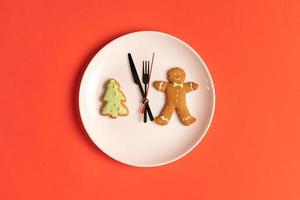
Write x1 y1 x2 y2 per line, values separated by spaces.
79 31 215 167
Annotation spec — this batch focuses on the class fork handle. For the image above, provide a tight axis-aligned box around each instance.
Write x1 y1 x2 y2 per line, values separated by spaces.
144 83 154 121
146 101 154 121
143 84 148 123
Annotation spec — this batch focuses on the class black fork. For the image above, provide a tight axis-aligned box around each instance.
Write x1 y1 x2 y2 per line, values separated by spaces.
142 61 150 122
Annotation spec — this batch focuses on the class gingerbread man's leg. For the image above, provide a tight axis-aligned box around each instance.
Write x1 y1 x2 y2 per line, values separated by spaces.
155 103 175 125
176 104 196 126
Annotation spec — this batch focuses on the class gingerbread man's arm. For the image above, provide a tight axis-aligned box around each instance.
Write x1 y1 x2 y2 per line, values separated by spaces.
153 81 169 92
183 82 199 93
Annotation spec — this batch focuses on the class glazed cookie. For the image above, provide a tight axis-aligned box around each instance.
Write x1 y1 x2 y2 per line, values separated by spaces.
153 67 199 126
101 79 129 118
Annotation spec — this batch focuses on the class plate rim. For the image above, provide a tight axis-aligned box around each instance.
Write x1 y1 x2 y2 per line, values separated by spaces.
78 30 216 167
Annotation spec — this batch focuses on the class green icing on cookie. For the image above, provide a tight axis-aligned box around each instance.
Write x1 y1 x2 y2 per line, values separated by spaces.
101 79 128 118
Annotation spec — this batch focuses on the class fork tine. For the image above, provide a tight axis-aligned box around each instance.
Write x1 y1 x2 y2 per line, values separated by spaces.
148 61 150 74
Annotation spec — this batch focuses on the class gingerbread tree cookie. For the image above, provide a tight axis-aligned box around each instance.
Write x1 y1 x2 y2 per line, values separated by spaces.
101 79 129 118
153 67 199 126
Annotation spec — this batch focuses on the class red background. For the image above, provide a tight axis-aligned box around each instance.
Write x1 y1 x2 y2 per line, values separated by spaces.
1 0 300 199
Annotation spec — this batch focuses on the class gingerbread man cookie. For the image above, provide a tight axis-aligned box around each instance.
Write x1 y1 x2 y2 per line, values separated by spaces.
153 67 199 126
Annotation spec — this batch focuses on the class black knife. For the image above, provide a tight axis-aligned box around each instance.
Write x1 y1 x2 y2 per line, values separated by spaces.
128 53 154 121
